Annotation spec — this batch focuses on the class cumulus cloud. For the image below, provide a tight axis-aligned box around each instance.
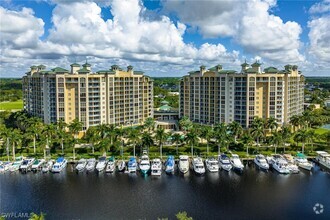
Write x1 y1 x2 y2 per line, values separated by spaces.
163 0 304 63
309 0 330 14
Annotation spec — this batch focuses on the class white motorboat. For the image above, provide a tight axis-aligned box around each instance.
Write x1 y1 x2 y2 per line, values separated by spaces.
205 157 219 172
96 156 107 172
316 151 330 170
164 156 175 174
0 162 11 173
127 157 137 173
254 154 269 170
75 159 87 172
117 160 126 172
9 156 24 172
51 157 67 173
151 158 162 176
86 158 96 172
42 160 53 173
283 154 299 174
270 155 290 174
218 154 232 172
230 154 244 172
178 155 189 174
31 159 45 172
294 153 313 171
192 157 205 175
139 154 151 175
20 158 35 173
105 157 116 173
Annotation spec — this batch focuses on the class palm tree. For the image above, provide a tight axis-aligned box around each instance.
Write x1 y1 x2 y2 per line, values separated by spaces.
270 131 282 154
141 132 154 153
0 126 11 161
214 123 228 154
241 130 254 156
144 117 155 133
26 126 39 155
280 126 291 152
85 126 99 154
251 117 265 148
68 119 83 160
266 117 278 133
185 129 198 157
290 115 302 131
155 127 167 159
42 123 56 159
56 119 67 154
228 121 243 143
179 116 193 132
171 133 182 155
127 128 140 157
201 125 213 156
294 129 310 154
9 129 21 160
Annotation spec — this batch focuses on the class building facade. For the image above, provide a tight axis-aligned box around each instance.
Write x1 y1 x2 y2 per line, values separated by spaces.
23 63 153 130
179 62 304 128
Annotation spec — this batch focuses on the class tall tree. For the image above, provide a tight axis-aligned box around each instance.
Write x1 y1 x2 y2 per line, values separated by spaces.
228 121 243 143
201 125 213 156
68 119 83 160
241 130 254 156
290 115 302 132
270 131 282 154
251 117 265 148
280 126 291 152
0 126 11 161
141 132 154 154
179 116 193 132
214 123 228 154
56 119 68 154
185 129 198 157
155 127 167 159
9 129 21 160
266 117 278 133
171 133 182 155
127 128 141 157
294 129 310 154
144 117 155 133
85 126 99 154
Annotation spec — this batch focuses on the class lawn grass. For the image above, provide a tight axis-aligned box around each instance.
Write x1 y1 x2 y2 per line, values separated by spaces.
314 127 329 135
0 100 23 110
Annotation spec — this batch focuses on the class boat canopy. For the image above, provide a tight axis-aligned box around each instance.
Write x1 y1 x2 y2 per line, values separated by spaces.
296 153 306 158
56 157 64 163
109 156 115 161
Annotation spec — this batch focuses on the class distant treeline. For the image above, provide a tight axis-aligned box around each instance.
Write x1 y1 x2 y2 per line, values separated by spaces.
305 77 330 90
0 78 22 102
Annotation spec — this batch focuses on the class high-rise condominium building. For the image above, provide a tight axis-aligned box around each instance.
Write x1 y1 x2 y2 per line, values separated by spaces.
23 63 153 130
179 62 304 128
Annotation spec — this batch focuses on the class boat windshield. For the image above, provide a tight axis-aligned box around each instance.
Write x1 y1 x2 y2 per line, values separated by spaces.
180 159 188 162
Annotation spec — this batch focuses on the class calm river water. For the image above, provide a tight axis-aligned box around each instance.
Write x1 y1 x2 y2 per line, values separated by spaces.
0 163 329 220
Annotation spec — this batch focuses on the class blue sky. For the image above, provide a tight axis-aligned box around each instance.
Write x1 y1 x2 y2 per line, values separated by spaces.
0 0 329 77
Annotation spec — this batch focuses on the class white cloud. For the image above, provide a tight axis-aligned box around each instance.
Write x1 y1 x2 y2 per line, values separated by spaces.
0 7 44 49
309 0 330 14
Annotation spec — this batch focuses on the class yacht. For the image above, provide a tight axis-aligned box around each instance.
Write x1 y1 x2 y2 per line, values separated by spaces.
230 154 244 172
270 155 290 174
31 159 45 172
316 151 330 170
192 157 205 175
105 157 116 173
127 157 137 173
283 154 299 174
178 155 189 174
42 160 53 173
96 156 107 172
205 157 219 172
9 156 24 172
75 158 87 172
51 157 67 173
86 158 96 172
218 154 232 172
254 154 269 170
151 158 162 176
117 160 126 172
0 162 11 173
20 158 35 173
139 154 151 175
164 156 175 174
294 153 313 171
